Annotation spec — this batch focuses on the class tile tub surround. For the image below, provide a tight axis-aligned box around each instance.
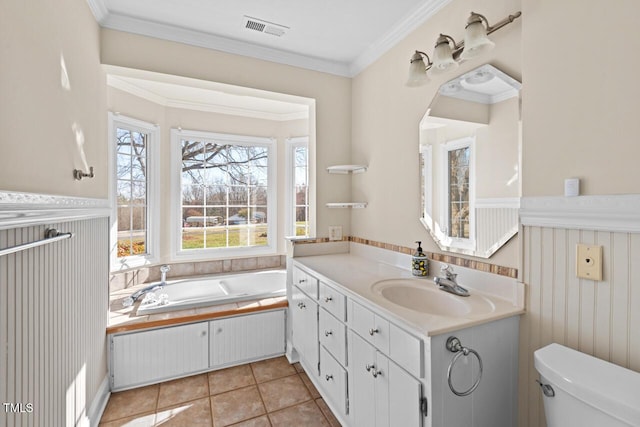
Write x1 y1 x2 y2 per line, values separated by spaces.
110 255 286 292
99 356 341 427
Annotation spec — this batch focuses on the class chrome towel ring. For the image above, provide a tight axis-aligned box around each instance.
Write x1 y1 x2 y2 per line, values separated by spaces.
446 336 483 397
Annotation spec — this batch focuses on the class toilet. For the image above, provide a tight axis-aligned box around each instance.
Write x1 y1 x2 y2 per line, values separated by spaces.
534 343 640 427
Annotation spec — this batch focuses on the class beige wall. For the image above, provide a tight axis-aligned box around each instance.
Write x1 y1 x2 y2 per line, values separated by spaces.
101 30 353 239
0 0 107 198
521 0 640 196
350 0 522 269
108 87 309 260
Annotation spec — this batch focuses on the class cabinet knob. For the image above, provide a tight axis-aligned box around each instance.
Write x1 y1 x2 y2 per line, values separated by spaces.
325 374 333 381
324 330 333 337
298 302 306 309
365 363 375 372
369 328 379 336
324 296 333 302
372 369 382 378
299 279 307 284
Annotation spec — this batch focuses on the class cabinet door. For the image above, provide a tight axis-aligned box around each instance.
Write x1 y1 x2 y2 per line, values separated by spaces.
291 285 319 374
210 310 285 368
350 332 377 427
388 359 423 427
110 322 209 390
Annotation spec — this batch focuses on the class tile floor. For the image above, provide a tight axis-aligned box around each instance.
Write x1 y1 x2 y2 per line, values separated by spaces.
99 356 341 427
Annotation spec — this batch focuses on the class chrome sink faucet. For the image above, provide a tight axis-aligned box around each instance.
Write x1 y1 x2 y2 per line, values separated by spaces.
434 265 470 297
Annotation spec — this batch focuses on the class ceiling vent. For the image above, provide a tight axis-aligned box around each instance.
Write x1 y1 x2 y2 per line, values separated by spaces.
243 16 289 37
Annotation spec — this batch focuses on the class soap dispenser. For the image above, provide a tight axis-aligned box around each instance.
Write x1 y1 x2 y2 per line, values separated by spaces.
412 241 429 277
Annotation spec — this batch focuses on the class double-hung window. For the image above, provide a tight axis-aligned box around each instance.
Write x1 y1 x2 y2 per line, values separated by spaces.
286 137 310 237
109 113 159 270
171 129 276 259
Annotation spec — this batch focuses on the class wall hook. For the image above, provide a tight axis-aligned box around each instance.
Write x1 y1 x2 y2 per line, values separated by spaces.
73 166 94 181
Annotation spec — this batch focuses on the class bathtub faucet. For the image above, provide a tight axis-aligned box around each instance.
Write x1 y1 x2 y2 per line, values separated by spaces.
160 264 171 285
121 264 171 308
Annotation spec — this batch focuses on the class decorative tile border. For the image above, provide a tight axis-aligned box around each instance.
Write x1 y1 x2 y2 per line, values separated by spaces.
291 235 518 279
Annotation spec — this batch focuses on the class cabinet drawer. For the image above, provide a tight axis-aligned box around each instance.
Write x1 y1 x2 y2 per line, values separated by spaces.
389 323 423 378
350 300 389 354
319 309 347 365
293 267 318 299
319 282 346 321
319 346 348 416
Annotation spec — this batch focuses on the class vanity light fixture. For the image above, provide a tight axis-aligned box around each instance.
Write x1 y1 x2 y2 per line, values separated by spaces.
406 11 521 87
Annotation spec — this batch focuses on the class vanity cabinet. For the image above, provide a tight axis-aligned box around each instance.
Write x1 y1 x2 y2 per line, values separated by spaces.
291 270 319 374
350 331 424 427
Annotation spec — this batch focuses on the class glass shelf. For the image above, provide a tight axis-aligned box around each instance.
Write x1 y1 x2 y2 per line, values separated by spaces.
326 165 368 174
326 202 367 209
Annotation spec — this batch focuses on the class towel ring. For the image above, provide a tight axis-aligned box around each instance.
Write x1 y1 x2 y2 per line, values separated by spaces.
446 336 483 397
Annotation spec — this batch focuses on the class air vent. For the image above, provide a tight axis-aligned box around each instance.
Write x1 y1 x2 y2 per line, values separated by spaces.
243 16 289 37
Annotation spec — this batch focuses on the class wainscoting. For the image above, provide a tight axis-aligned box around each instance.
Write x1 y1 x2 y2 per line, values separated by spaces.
518 195 640 427
0 192 110 426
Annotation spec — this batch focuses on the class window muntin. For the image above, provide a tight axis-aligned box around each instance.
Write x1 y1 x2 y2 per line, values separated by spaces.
173 130 275 257
447 146 470 239
293 143 309 237
109 113 159 270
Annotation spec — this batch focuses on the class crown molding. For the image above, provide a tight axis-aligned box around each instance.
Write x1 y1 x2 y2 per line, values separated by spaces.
349 0 452 76
520 195 640 233
99 12 352 77
0 191 110 230
88 0 451 78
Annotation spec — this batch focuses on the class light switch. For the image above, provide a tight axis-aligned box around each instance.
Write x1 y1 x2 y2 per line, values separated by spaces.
576 244 603 281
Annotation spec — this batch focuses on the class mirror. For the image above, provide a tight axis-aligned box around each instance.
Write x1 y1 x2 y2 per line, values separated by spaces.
419 64 521 258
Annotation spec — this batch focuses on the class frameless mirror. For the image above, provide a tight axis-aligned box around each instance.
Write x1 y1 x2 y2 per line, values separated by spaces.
419 64 521 258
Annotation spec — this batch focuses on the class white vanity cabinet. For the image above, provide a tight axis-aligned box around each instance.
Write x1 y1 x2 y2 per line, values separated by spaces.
291 268 319 374
350 331 424 427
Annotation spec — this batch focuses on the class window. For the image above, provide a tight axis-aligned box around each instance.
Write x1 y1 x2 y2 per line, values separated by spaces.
171 129 276 259
109 113 159 270
286 137 310 237
441 137 475 250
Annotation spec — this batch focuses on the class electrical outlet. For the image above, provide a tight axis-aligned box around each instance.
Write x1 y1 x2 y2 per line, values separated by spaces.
328 225 343 241
576 244 603 281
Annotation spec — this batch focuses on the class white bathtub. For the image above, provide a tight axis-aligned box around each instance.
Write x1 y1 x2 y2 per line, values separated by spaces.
136 269 286 315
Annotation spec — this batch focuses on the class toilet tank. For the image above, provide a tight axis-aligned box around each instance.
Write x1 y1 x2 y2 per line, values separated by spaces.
534 343 640 427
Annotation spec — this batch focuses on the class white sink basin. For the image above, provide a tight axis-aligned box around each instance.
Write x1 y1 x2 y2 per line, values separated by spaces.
371 279 495 317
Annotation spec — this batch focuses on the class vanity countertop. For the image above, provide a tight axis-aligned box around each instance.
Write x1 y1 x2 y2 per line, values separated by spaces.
293 253 524 337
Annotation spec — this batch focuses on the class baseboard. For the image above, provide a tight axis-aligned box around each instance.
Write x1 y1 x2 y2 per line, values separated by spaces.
88 375 111 427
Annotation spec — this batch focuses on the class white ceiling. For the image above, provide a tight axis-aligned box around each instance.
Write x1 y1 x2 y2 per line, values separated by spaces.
87 0 451 77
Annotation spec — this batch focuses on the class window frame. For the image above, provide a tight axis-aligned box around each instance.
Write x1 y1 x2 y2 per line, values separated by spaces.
170 129 277 261
439 136 476 251
285 136 310 238
108 112 160 272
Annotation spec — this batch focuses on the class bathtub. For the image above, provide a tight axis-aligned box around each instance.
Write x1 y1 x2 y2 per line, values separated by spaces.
136 269 286 315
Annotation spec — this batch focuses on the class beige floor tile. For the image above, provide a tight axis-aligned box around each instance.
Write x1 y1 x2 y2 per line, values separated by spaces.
155 396 213 427
315 398 342 427
98 411 156 426
258 375 311 412
209 364 256 395
268 401 330 427
101 384 159 422
158 373 209 408
228 415 272 427
250 357 296 383
210 385 266 426
299 372 321 399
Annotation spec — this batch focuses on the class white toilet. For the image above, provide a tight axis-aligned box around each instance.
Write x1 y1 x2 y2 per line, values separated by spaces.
534 343 640 427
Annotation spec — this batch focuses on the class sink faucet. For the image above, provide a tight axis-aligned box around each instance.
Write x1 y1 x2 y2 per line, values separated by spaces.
434 265 470 297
